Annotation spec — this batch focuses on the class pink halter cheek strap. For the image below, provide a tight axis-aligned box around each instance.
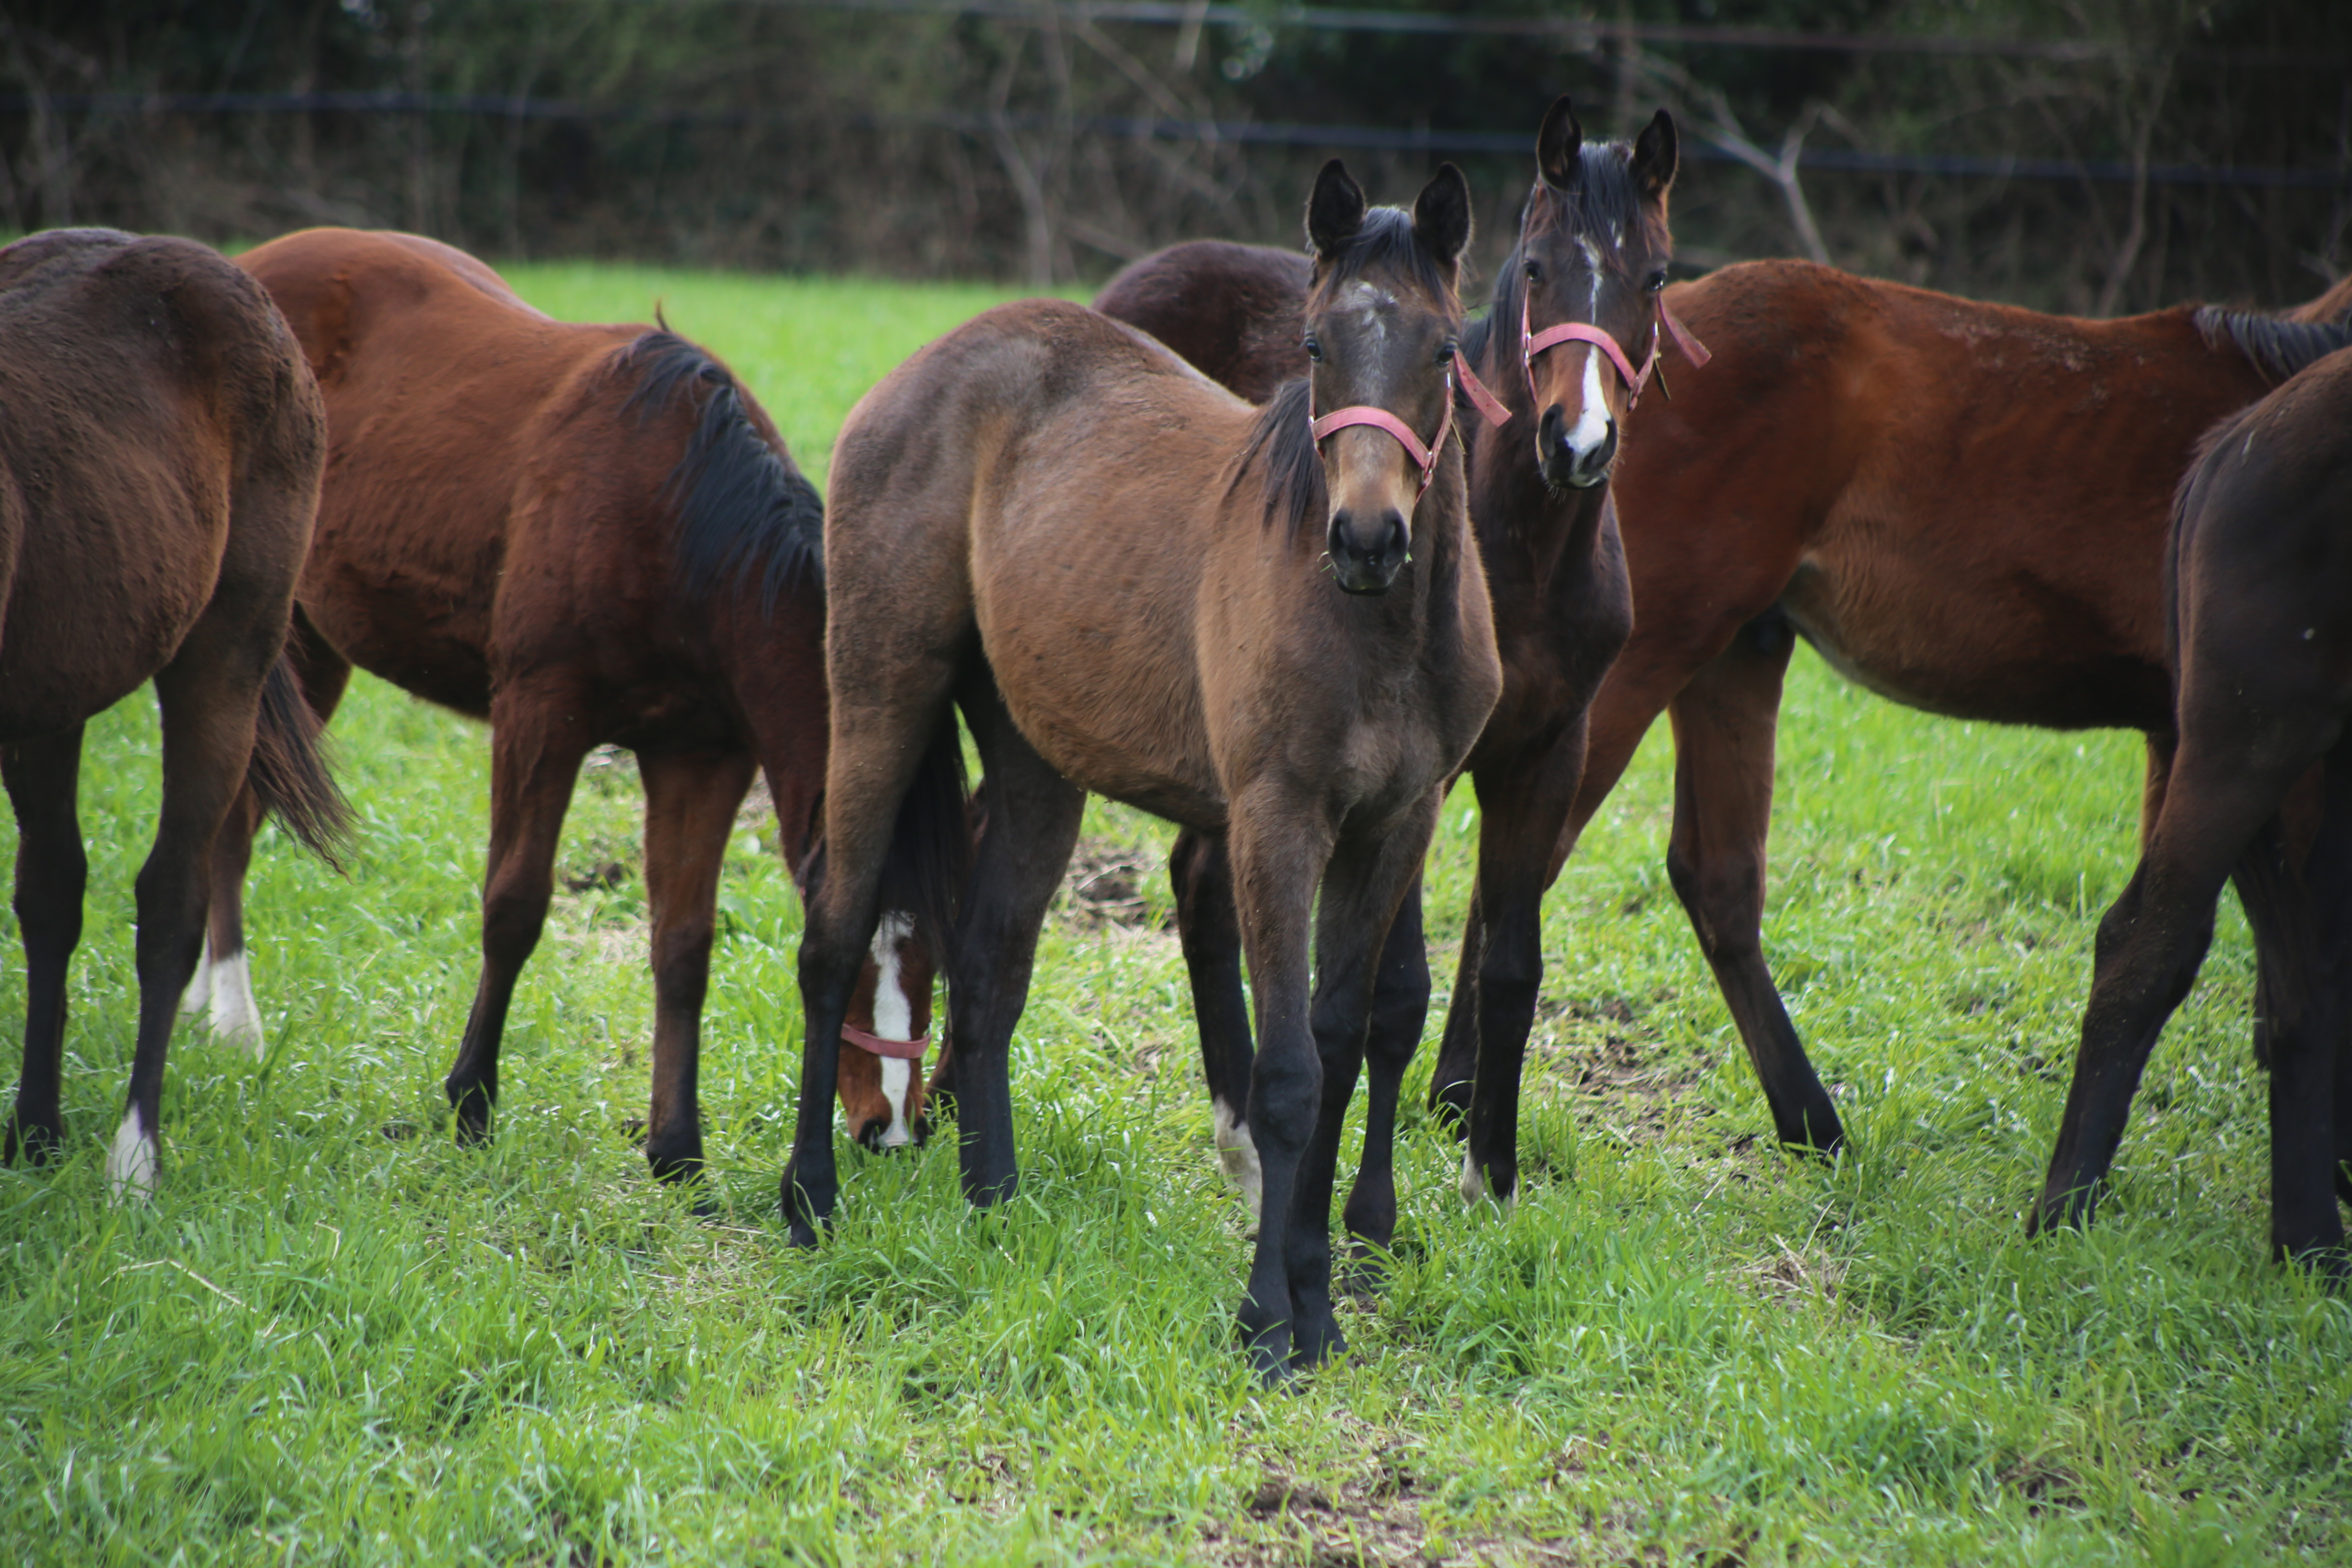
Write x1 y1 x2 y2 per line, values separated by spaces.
1517 285 1713 414
842 1022 928 1062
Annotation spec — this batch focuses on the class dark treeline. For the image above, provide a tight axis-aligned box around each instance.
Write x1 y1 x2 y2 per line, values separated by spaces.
2 0 2345 313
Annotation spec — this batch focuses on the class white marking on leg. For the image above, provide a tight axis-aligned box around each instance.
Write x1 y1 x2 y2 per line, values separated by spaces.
178 944 213 1017
206 950 265 1056
869 914 918 1148
1213 1097 1263 1224
1459 1149 1517 1214
1564 345 1613 464
108 1109 157 1203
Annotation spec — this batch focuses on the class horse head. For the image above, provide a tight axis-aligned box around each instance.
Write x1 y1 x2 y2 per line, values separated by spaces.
1512 96 1682 491
1301 159 1473 595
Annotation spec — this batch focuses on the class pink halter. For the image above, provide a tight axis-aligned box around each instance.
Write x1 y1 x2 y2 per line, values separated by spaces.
1453 285 1711 421
1307 370 1465 498
842 1022 927 1062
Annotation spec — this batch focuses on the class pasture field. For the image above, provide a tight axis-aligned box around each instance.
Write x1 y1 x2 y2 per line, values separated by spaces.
4 263 2350 1566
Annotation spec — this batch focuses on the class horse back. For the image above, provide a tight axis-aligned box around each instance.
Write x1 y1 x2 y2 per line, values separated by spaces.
1617 259 2277 728
829 298 1260 822
239 229 655 715
1094 241 1311 404
0 230 318 739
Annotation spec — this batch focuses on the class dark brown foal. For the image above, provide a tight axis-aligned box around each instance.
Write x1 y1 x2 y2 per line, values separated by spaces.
210 228 958 1186
2034 345 2352 1272
792 163 1500 1381
1 229 344 1198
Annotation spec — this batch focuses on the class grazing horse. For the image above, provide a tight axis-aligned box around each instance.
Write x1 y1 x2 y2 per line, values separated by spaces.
1097 98 1684 1218
210 228 962 1180
2034 345 2352 1272
791 162 1499 1379
1 229 347 1198
1102 197 2352 1178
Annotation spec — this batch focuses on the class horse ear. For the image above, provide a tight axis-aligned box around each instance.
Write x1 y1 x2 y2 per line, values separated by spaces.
1536 95 1583 193
1631 109 1678 201
1413 163 1473 268
1306 160 1368 257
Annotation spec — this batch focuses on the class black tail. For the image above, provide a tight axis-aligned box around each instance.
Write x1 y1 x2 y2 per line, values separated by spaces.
247 655 352 871
873 711 974 984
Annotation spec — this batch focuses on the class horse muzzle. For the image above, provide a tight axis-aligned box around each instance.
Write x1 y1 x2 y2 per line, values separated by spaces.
1328 508 1410 595
1539 402 1617 490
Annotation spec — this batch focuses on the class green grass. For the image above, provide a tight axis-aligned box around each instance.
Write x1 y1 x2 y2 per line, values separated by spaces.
4 262 2350 1565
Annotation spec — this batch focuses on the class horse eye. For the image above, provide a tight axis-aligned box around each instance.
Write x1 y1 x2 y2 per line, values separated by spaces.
1436 343 1456 366
1523 261 1541 281
1646 270 1669 293
1304 336 1323 362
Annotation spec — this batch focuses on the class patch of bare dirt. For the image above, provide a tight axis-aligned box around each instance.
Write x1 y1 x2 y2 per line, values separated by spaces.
1196 1462 1598 1567
1056 838 1174 931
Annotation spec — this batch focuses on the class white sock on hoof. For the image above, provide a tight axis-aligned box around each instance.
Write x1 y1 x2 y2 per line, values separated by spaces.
205 950 265 1056
870 914 918 1149
108 1110 157 1203
1213 1098 1263 1225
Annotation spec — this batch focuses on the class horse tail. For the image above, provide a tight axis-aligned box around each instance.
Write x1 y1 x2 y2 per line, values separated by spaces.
873 710 973 982
247 653 352 871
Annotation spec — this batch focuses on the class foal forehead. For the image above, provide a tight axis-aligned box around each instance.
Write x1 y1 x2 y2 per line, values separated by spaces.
1322 276 1443 330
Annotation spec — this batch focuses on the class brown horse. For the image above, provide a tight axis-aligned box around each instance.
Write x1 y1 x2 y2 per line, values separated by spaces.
210 228 963 1183
1100 205 2352 1183
1 228 347 1199
2035 345 2352 1272
791 162 1499 1380
1098 98 1682 1220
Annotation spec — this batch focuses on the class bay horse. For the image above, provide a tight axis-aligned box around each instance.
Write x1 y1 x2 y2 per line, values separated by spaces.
1100 181 2352 1196
1 228 347 1199
1097 98 1684 1221
2036 345 2352 1273
210 228 963 1183
791 162 1500 1380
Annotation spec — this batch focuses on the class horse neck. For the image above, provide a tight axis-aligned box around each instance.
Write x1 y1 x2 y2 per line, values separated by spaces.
1461 380 1613 597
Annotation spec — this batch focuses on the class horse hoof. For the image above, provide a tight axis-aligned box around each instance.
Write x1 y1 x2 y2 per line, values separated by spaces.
645 1143 705 1185
3 1115 61 1166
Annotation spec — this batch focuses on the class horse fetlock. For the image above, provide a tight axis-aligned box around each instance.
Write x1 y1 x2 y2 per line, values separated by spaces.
107 1109 159 1203
1458 1149 1518 1211
445 1075 496 1145
3 1109 62 1165
780 1159 836 1245
644 1131 706 1184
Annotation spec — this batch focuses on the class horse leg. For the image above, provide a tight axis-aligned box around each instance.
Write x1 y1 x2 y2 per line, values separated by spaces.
1662 618 1842 1152
941 679 1085 1212
1341 875 1428 1266
4 728 85 1164
1170 827 1261 1217
1224 790 1332 1381
637 748 757 1185
1425 879 1484 1125
110 626 282 1198
2032 750 2316 1236
1458 727 1596 1207
1285 794 1441 1373
185 616 350 1054
442 686 591 1144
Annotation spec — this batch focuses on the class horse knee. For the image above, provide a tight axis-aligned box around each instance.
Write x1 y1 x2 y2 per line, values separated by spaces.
479 882 551 970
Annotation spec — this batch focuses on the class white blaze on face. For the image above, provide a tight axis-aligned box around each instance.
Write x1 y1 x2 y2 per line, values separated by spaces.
1336 279 1397 344
869 913 919 1149
108 1109 157 1203
1562 341 1613 466
1213 1097 1263 1224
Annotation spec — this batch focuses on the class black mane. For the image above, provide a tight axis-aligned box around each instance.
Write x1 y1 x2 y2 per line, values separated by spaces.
2195 304 2352 385
1229 205 1459 539
617 329 825 615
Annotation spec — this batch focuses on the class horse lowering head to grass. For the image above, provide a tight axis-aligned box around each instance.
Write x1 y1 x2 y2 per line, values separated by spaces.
0 229 347 1200
2034 344 2352 1278
791 160 1501 1381
1096 96 1681 1236
207 227 962 1185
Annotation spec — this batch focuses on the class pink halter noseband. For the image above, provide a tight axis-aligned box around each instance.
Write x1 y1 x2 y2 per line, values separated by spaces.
1307 368 1469 499
842 1022 927 1062
1452 283 1711 420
